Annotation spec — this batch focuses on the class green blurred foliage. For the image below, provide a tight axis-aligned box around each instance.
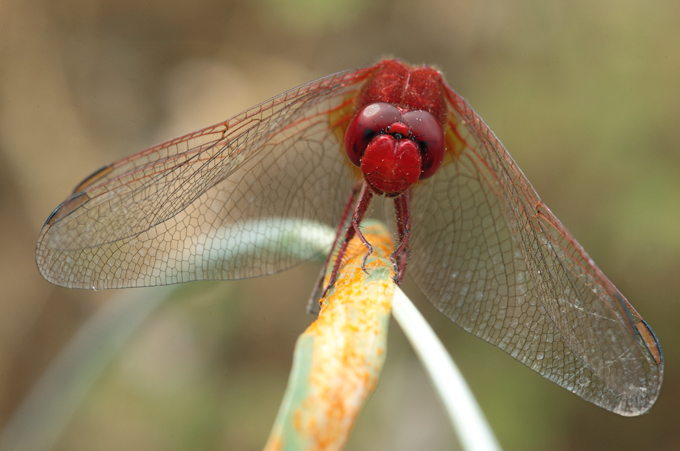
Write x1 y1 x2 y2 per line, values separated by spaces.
0 0 678 450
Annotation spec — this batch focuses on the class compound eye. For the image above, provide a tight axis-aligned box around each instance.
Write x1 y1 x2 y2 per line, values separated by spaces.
402 110 445 179
344 103 401 167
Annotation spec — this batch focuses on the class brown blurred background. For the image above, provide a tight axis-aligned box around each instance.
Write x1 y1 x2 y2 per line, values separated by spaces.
1 0 679 450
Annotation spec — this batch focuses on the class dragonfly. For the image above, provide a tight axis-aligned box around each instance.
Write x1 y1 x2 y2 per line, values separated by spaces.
36 59 663 416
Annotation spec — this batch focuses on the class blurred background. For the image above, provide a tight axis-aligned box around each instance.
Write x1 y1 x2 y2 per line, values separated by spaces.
1 0 679 450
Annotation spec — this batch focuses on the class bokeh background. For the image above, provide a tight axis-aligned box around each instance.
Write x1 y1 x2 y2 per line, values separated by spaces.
1 0 679 450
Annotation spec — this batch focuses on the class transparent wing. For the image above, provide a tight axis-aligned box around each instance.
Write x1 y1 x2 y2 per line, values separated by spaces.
407 84 663 415
36 67 374 289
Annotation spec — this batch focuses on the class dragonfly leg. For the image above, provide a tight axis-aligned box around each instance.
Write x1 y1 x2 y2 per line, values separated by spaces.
353 208 374 274
321 182 373 298
391 191 411 284
307 182 363 313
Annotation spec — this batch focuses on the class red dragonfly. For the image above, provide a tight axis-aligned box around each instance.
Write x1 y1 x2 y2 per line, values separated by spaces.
36 59 663 416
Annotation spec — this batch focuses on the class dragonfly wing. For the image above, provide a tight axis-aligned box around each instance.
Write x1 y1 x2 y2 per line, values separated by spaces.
36 67 373 289
407 85 663 415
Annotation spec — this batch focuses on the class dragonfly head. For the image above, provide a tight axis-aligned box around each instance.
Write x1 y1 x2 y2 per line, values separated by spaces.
344 102 445 195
